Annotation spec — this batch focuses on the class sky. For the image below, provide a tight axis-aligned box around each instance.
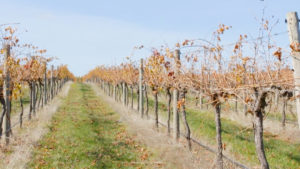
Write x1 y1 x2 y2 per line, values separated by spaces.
0 0 299 76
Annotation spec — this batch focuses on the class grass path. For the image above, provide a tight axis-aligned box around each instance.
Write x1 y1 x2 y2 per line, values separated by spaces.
32 82 297 169
28 83 156 169
90 83 216 169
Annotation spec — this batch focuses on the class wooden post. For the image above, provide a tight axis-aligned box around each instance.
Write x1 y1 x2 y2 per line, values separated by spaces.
235 95 238 113
173 49 180 140
51 65 54 100
122 82 126 105
243 64 247 115
4 44 11 144
199 92 203 109
48 78 51 100
131 86 134 109
144 85 149 118
32 81 36 116
108 83 111 96
139 59 144 118
287 12 300 129
137 88 140 111
126 85 129 106
29 83 33 119
113 85 117 101
44 63 47 105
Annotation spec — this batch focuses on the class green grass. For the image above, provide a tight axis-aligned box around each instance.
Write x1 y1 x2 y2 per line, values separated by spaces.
187 109 300 169
129 88 300 169
267 110 297 124
10 86 30 115
28 83 153 169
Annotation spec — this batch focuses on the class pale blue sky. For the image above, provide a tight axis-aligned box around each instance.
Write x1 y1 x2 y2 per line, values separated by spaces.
0 0 299 76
